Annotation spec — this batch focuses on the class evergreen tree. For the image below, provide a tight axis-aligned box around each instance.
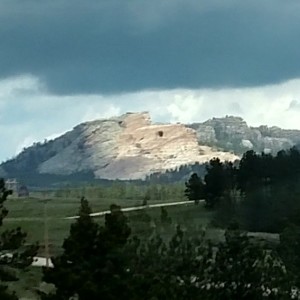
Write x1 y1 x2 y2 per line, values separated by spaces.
160 207 172 225
41 197 99 299
0 179 38 300
128 227 293 299
238 150 261 192
204 158 229 208
279 224 300 286
42 199 131 300
184 173 205 204
127 226 210 300
203 229 292 299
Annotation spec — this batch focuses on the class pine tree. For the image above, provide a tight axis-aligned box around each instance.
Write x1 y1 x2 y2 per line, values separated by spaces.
184 173 205 204
42 200 131 300
42 197 99 299
204 229 292 299
0 179 38 300
204 158 233 208
160 207 172 225
129 227 294 299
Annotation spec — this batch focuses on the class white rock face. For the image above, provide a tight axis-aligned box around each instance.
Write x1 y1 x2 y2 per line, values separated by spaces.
38 118 124 175
3 112 300 181
36 112 238 180
189 116 300 154
94 113 239 179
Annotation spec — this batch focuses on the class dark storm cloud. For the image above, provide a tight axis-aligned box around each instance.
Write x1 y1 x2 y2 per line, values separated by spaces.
1 0 300 94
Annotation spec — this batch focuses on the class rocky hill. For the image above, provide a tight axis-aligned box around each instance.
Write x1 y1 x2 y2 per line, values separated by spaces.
189 116 300 154
1 112 300 182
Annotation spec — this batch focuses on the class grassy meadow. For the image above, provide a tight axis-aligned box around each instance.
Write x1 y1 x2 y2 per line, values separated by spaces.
1 185 280 299
2 188 214 299
3 189 213 256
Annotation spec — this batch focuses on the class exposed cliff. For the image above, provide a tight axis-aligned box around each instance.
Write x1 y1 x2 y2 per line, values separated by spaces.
189 116 300 154
0 112 237 181
2 113 300 182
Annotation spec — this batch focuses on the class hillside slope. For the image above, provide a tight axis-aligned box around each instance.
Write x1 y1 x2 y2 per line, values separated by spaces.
0 112 237 180
2 112 300 182
189 116 300 154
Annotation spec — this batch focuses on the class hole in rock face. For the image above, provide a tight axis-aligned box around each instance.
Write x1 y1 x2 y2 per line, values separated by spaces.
157 131 164 137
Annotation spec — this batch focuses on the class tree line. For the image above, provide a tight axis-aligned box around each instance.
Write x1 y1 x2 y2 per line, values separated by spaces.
54 182 185 202
0 179 38 300
40 199 298 300
185 146 300 289
185 147 300 226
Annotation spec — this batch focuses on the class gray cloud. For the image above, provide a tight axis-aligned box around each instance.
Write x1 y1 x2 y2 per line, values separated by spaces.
1 75 300 160
228 102 243 115
288 100 300 110
1 0 300 94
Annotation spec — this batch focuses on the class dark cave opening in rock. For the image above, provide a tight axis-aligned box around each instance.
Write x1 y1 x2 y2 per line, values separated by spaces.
157 131 164 137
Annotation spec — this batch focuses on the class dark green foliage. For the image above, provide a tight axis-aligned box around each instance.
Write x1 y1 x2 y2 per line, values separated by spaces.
127 226 211 300
238 147 300 191
132 209 152 225
0 286 18 300
0 181 11 226
128 227 293 299
201 147 300 233
239 188 272 232
147 162 207 183
207 229 291 299
279 224 300 286
184 173 205 204
184 160 238 209
160 207 172 225
199 146 300 289
213 192 238 228
0 179 38 299
102 204 131 247
238 183 295 233
204 158 226 207
142 193 150 206
56 182 186 203
42 199 131 300
238 150 262 192
41 197 299 299
235 147 300 232
61 197 98 263
204 159 237 208
39 145 300 299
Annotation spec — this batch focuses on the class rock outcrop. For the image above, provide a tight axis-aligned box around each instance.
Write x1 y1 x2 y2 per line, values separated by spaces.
96 113 237 179
2 113 300 181
1 112 238 180
189 116 300 154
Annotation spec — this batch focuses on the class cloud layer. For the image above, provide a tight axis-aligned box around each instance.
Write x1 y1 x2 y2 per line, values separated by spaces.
1 75 300 161
1 0 300 94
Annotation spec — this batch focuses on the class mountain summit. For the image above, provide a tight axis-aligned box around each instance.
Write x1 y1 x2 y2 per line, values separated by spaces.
1 112 300 181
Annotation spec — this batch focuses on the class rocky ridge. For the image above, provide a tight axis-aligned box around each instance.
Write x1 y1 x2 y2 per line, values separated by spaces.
189 116 300 154
1 112 300 181
1 112 237 180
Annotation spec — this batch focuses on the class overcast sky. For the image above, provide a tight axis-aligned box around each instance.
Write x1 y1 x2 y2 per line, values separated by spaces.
1 0 300 161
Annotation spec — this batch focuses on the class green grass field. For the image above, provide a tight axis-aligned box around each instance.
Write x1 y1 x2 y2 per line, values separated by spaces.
3 194 212 256
2 193 279 299
2 193 213 299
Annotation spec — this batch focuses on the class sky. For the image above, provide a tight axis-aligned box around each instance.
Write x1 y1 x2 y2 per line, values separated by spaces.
1 0 300 161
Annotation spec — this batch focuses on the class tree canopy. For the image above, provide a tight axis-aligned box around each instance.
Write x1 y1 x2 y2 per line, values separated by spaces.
0 179 38 299
41 199 131 300
41 197 299 299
